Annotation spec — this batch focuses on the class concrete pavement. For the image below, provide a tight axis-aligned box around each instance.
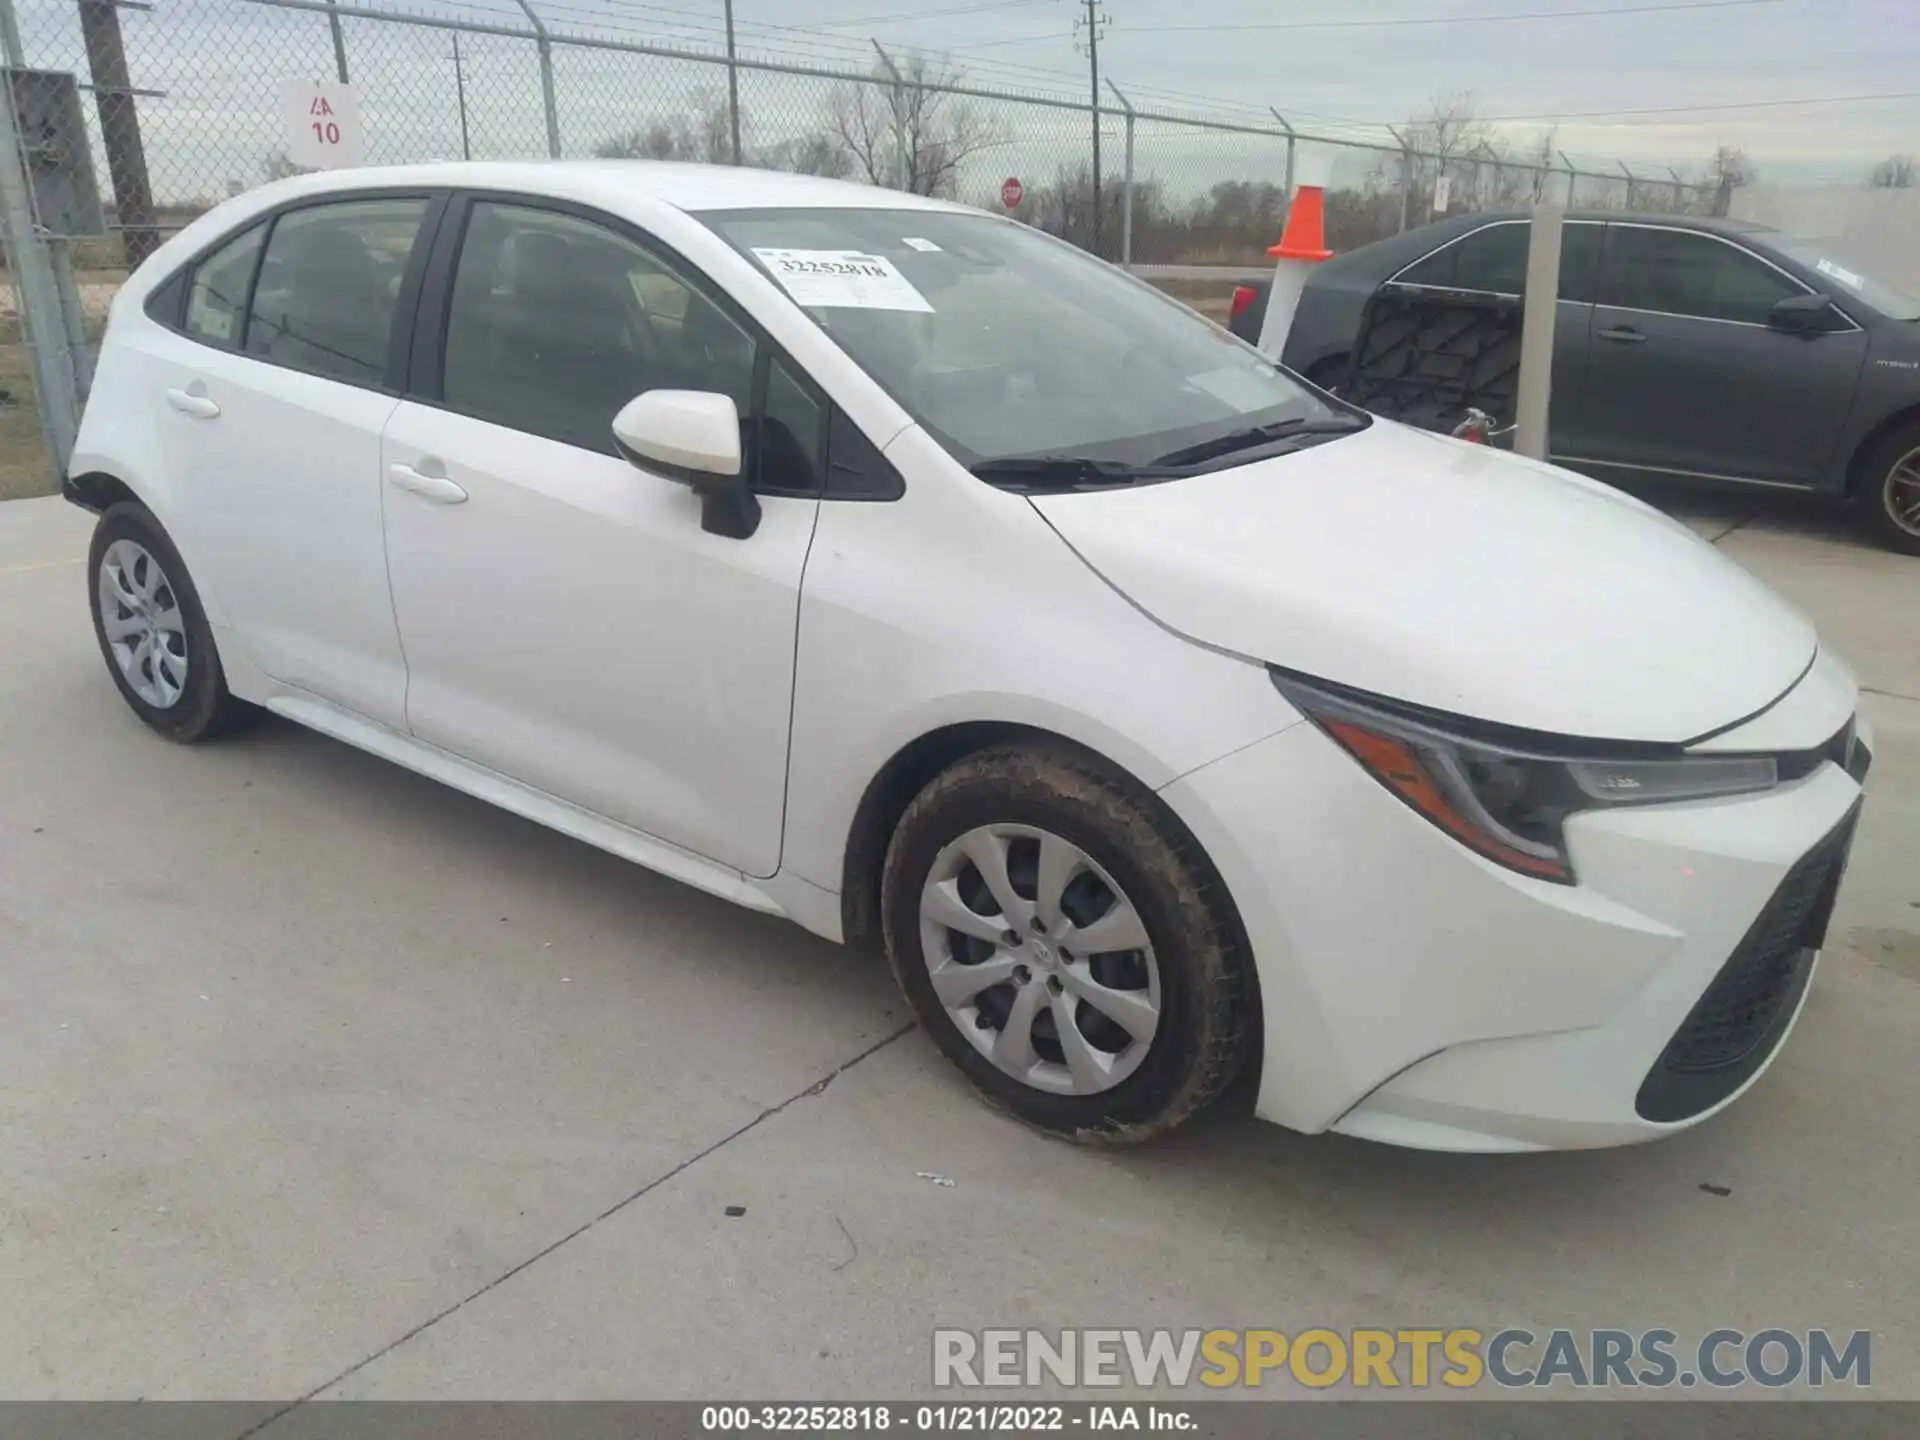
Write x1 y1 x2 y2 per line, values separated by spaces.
2 491 1917 1407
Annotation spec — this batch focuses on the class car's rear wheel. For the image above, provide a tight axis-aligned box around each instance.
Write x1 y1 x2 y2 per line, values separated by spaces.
88 502 258 741
1857 423 1920 555
881 743 1251 1143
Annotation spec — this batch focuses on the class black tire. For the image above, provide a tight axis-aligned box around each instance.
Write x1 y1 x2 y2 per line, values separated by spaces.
1856 421 1920 556
881 743 1252 1144
88 501 259 742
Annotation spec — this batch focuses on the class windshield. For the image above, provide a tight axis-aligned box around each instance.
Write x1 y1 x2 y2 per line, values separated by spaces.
1763 233 1920 321
700 207 1346 478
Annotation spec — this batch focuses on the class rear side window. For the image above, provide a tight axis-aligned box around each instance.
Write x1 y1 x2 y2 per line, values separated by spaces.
1602 227 1801 324
1397 221 1603 302
245 198 430 386
181 224 265 343
440 202 758 454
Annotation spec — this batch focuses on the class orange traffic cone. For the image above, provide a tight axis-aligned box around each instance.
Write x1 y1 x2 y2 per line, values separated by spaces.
1256 163 1335 354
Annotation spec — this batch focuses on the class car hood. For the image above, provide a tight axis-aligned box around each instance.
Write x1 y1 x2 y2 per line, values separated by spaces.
1030 420 1817 744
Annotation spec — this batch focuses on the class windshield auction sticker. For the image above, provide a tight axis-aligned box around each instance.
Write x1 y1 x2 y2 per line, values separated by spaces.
752 248 935 312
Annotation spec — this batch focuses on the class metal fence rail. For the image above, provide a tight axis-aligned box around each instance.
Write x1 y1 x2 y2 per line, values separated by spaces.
0 0 1717 495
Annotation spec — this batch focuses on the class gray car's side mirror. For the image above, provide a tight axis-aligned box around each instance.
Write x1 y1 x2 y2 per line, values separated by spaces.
1768 292 1836 333
611 390 759 539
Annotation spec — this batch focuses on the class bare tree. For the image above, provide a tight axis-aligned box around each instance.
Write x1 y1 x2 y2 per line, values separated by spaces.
261 149 313 182
1869 154 1917 188
594 91 732 164
827 53 1003 197
757 132 854 179
1705 144 1755 216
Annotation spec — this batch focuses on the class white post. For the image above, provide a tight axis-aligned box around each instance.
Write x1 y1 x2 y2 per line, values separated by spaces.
1514 202 1563 462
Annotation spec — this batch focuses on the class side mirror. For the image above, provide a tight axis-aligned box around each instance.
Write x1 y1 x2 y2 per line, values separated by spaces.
612 390 759 539
1768 292 1835 333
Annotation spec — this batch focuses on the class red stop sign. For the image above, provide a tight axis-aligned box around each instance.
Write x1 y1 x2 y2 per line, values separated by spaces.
1001 176 1023 209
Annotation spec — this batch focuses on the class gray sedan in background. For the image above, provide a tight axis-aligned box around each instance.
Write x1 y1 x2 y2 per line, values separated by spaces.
1231 212 1920 553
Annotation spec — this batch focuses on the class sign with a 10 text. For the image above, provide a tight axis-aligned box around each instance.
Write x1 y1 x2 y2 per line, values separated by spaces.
281 80 364 170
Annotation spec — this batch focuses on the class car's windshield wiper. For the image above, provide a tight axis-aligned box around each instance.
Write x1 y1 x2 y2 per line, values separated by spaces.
969 455 1174 491
1151 414 1368 468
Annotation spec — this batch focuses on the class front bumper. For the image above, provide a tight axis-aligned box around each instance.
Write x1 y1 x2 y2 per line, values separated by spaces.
1160 705 1868 1152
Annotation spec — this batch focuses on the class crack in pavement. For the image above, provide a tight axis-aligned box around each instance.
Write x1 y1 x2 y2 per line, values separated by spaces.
1864 685 1920 705
234 1021 918 1437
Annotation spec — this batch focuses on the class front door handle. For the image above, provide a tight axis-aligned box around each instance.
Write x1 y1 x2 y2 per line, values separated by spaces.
164 386 220 419
1598 326 1647 344
387 462 468 505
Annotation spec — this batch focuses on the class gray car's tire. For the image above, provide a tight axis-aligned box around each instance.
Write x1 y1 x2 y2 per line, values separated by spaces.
881 742 1252 1144
88 502 260 742
1857 422 1920 556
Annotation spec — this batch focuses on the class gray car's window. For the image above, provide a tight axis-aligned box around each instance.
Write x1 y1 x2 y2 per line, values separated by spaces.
441 202 756 455
245 198 429 385
184 222 265 346
1602 227 1800 325
1395 221 1602 303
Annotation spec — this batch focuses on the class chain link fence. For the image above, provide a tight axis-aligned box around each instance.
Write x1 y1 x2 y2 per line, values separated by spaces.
0 0 1719 497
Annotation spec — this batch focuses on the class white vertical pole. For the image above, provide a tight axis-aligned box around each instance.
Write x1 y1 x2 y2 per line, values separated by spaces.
1514 202 1563 462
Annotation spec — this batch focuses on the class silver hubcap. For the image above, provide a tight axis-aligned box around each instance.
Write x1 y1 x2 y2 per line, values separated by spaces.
97 539 188 709
1888 449 1920 538
918 824 1161 1096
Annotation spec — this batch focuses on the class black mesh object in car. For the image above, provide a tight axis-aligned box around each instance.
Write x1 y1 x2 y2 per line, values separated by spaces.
1343 284 1522 434
1635 802 1861 1123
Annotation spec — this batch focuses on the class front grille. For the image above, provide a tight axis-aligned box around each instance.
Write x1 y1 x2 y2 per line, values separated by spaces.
1664 811 1855 1073
1636 803 1860 1122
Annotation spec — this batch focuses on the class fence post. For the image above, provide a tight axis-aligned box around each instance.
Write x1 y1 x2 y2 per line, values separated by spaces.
1109 80 1133 266
325 0 349 83
514 1 560 157
1559 150 1578 208
722 0 741 164
1668 166 1685 213
1618 160 1635 210
872 40 908 191
0 29 81 477
1269 108 1296 204
1387 125 1410 234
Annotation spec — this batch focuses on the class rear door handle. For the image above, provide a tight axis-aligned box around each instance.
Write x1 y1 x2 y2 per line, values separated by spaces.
164 387 220 419
387 462 468 505
1598 326 1647 344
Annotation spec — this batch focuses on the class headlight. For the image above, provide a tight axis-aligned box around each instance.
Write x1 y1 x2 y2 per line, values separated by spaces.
1271 672 1779 884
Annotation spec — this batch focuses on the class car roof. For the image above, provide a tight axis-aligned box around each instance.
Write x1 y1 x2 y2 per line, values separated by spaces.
1317 208 1776 281
246 159 972 217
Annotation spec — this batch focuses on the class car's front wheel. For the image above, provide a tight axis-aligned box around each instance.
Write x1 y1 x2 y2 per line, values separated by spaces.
1858 422 1920 555
88 501 257 741
881 743 1251 1143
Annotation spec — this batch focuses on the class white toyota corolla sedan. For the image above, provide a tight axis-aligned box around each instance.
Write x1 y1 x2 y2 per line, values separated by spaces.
67 162 1871 1152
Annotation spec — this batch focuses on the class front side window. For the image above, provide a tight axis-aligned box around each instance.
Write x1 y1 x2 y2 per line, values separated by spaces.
701 207 1340 478
184 222 265 346
1602 227 1800 324
246 197 430 385
440 202 757 454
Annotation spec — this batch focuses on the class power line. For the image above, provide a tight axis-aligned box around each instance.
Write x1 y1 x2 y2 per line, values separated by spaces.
809 0 1054 30
1112 0 1797 35
1488 88 1920 122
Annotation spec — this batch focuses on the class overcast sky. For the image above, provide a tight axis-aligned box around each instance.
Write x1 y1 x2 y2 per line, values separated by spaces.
13 0 1916 196
554 0 1920 180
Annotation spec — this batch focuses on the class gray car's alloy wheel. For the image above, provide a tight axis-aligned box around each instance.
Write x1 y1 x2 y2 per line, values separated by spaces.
88 501 258 742
1884 447 1920 542
882 742 1251 1144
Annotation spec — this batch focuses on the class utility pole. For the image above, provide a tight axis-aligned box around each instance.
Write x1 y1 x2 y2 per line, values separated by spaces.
723 0 741 164
76 0 158 266
1074 0 1106 257
452 33 470 160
